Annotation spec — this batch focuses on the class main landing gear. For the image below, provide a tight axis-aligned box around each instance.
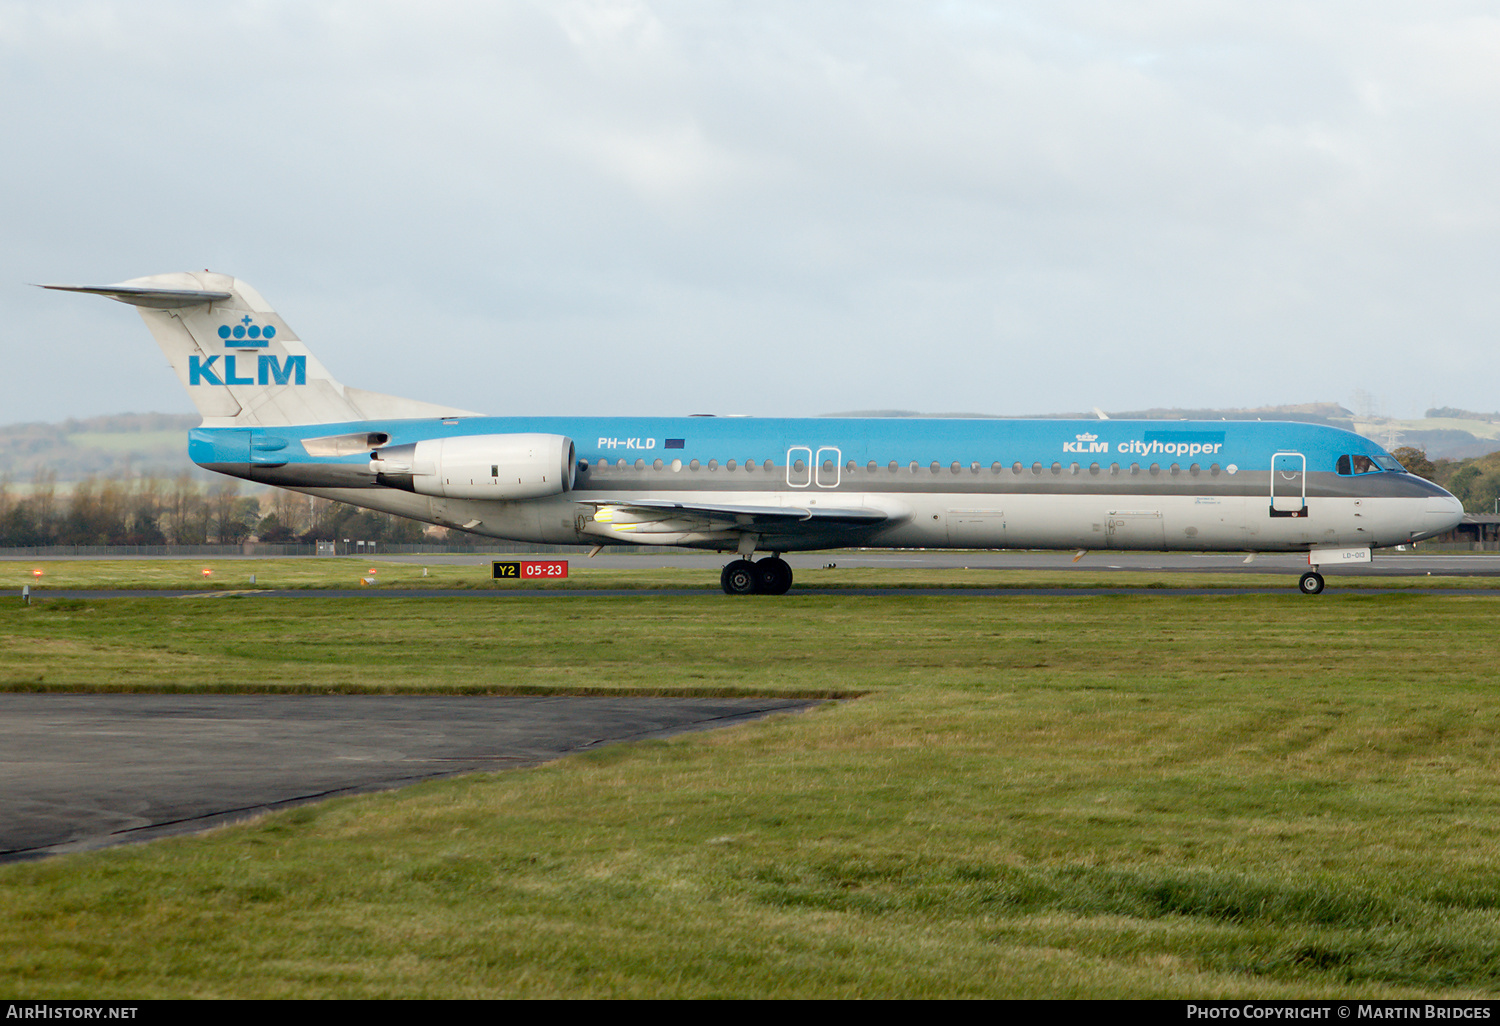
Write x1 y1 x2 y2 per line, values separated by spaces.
721 556 794 595
1298 570 1325 595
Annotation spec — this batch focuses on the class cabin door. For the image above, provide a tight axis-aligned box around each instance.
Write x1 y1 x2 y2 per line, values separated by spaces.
1105 510 1166 550
1270 452 1307 516
947 509 1006 547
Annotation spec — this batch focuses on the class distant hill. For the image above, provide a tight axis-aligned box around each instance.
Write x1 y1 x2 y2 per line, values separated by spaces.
820 402 1500 461
5 403 1498 488
0 413 202 486
823 402 1355 427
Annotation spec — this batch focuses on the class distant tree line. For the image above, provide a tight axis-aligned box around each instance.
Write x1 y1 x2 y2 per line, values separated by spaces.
1424 408 1500 423
1393 447 1500 514
0 472 426 547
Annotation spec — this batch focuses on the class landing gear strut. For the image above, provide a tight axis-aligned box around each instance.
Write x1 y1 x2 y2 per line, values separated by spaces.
1298 570 1325 595
721 556 794 595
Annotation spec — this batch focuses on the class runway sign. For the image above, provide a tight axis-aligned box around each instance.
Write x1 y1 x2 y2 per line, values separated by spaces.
493 560 569 580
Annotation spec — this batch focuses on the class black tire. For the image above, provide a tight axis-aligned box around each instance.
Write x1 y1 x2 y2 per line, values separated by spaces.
756 557 794 595
721 559 759 595
1298 571 1325 595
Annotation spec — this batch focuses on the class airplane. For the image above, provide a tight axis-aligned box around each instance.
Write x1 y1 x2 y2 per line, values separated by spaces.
44 271 1466 595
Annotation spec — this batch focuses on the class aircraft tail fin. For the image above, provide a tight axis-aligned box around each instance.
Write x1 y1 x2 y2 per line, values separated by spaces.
42 272 478 427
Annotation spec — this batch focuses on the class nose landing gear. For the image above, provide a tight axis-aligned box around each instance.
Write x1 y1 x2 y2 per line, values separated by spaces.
1298 570 1326 595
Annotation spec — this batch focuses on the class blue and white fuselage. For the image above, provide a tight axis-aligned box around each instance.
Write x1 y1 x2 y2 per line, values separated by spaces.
184 414 1460 554
46 272 1464 594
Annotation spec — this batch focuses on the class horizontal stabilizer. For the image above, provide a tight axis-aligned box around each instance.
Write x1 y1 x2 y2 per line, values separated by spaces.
44 271 481 426
39 284 232 309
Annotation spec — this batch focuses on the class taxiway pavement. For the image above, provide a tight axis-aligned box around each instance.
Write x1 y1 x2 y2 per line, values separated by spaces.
0 694 818 862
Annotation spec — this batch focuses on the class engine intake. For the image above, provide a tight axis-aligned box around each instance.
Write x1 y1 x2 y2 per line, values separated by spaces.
370 434 576 499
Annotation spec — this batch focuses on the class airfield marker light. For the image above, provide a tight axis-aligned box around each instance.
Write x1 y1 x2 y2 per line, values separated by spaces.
31 569 42 578
202 568 212 578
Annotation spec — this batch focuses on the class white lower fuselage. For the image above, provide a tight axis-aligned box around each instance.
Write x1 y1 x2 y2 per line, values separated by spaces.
288 485 1451 554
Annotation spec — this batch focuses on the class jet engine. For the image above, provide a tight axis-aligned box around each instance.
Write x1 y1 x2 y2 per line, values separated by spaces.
370 434 576 499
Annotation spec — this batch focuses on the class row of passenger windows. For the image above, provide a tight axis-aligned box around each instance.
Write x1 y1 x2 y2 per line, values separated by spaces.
581 458 1234 476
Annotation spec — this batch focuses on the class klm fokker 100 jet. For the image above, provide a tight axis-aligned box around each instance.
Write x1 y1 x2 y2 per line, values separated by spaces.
46 272 1465 595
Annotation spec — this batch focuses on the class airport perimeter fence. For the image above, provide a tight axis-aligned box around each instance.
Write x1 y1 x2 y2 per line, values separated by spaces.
0 542 681 559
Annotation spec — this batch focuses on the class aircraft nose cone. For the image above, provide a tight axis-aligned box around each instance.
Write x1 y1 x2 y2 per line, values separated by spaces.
1425 494 1465 536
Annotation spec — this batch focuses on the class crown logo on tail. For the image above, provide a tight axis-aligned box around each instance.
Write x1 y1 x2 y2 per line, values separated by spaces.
219 314 276 348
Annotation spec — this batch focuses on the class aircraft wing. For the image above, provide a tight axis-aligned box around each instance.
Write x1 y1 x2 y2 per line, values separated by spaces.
576 498 890 533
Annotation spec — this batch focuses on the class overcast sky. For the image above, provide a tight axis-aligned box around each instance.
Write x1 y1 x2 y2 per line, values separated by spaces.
4 0 1498 424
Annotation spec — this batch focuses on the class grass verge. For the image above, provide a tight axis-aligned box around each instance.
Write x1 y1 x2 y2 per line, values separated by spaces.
3 555 1499 592
1 590 1498 997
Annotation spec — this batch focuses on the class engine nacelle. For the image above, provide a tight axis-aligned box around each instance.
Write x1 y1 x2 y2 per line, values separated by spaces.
370 434 576 500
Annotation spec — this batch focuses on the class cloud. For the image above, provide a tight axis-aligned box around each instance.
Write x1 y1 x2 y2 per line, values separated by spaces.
3 0 1499 423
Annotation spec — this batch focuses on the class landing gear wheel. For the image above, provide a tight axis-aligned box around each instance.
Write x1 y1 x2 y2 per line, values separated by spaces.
1299 571 1326 595
721 559 759 595
755 557 794 595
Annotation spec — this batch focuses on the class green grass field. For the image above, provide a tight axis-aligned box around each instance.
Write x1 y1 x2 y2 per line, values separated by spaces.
2 554 1497 593
2 579 1499 997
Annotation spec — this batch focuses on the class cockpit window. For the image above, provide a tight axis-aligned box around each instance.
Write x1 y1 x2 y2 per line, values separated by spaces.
1337 453 1402 475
